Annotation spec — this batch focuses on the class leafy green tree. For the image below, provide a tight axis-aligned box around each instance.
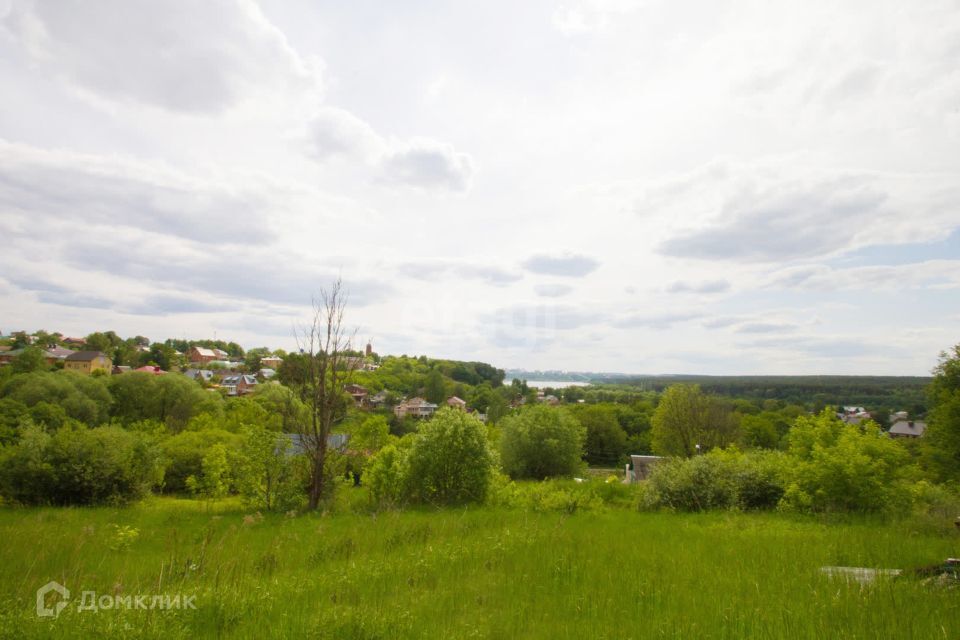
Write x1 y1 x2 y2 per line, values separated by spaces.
651 384 739 457
341 414 394 485
12 347 47 374
739 413 780 449
244 347 271 373
424 369 447 404
366 443 408 507
570 404 629 466
499 405 585 479
139 342 179 371
159 428 242 493
402 408 493 505
234 425 298 510
0 398 28 444
84 331 120 354
186 443 230 502
28 401 67 430
922 343 960 482
486 392 511 424
0 423 162 505
1 371 112 425
252 383 309 433
152 374 222 431
780 409 913 513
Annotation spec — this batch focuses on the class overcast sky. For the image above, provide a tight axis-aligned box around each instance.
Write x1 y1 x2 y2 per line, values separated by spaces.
1 0 958 375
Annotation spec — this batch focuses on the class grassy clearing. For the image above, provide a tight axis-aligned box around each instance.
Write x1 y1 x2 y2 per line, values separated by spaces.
0 492 958 639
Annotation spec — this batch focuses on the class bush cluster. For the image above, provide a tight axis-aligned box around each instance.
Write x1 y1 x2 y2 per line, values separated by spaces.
0 424 162 505
367 408 494 507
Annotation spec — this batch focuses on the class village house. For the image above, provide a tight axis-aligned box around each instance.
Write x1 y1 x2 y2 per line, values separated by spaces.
889 419 927 438
0 345 76 366
188 346 217 364
135 365 166 375
220 374 258 396
344 384 368 406
260 355 282 369
183 369 215 383
394 397 438 419
64 351 112 374
367 390 390 409
446 396 467 410
187 346 232 365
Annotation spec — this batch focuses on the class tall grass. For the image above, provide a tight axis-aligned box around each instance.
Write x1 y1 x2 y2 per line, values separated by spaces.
0 493 957 638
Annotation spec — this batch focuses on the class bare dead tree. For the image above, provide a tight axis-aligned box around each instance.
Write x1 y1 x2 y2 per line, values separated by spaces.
295 279 359 510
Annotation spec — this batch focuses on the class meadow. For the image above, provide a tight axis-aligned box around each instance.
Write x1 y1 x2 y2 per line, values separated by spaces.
1 490 958 639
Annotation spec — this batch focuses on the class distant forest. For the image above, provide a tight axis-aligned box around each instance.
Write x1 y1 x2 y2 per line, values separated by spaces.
593 375 932 415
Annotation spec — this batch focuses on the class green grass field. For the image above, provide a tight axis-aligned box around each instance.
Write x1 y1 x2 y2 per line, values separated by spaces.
1 494 958 639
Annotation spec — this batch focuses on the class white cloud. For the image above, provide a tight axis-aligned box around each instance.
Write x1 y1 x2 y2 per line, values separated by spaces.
379 139 475 192
307 107 382 162
768 260 960 292
0 138 276 244
1 0 321 113
522 253 600 277
667 279 730 294
652 162 960 263
534 283 575 298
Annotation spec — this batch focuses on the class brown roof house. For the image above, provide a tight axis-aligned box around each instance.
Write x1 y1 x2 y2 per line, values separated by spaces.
220 374 258 396
188 346 218 364
446 396 467 410
344 384 368 406
64 351 112 375
394 397 438 419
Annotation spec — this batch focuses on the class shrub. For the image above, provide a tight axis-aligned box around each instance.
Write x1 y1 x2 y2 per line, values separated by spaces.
499 405 585 479
644 449 786 511
778 410 913 513
402 408 494 506
159 428 242 493
0 424 161 505
366 444 408 507
646 453 740 511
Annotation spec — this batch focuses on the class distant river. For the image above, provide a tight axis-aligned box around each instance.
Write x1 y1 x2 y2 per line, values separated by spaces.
522 380 592 389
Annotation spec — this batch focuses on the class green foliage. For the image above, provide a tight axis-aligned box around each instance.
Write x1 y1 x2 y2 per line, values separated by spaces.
499 405 585 479
186 443 230 501
0 424 161 505
605 374 931 412
739 413 781 449
11 347 47 374
160 428 243 493
922 343 960 482
489 476 637 513
424 369 447 404
1 371 112 425
233 425 304 511
779 410 914 513
645 449 786 512
107 524 140 551
107 372 223 431
400 408 494 506
0 398 28 444
651 384 738 457
569 404 628 466
366 443 408 507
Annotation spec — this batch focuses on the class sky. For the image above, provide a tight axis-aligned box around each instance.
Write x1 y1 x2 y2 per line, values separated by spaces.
0 0 958 376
